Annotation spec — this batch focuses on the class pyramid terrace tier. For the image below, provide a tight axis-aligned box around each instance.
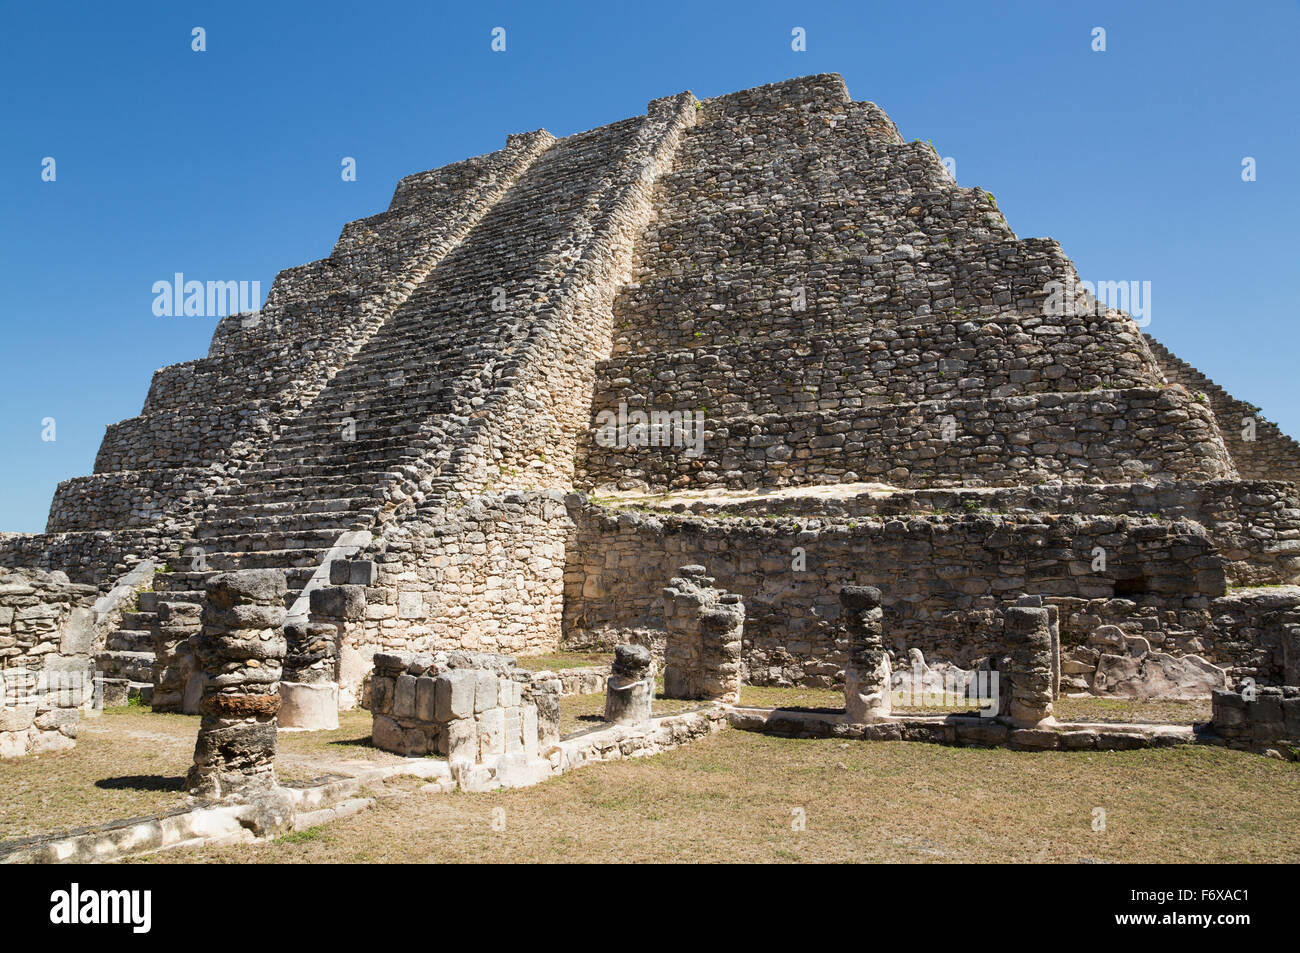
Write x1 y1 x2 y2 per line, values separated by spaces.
578 386 1235 493
594 312 1161 420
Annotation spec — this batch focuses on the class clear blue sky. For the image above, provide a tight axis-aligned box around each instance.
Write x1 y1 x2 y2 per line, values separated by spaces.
2 1 1297 532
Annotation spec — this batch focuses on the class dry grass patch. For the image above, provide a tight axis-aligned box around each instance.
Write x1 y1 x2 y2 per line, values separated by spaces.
0 708 420 841
1054 696 1211 725
515 650 609 671
139 729 1300 864
0 708 195 840
558 686 702 737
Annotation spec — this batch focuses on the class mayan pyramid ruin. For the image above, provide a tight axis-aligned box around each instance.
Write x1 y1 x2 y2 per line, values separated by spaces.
5 73 1300 745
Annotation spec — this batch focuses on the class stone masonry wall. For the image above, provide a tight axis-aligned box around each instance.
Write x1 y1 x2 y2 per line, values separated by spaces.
581 387 1234 493
320 492 572 703
0 567 97 757
1145 334 1300 483
678 479 1300 587
563 500 1227 686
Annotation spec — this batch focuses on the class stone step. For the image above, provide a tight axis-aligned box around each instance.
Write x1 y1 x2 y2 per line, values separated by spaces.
191 528 351 555
195 508 379 538
204 549 331 572
105 628 155 653
96 650 155 683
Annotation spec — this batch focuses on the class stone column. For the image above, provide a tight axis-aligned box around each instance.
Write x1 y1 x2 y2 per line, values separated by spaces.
841 585 891 723
604 643 654 726
279 580 364 730
152 599 201 713
662 566 744 703
187 570 287 797
1001 605 1056 728
1015 595 1060 700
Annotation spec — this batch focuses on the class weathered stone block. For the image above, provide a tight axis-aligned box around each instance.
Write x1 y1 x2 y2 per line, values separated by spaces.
477 707 505 758
393 673 417 719
435 670 475 721
474 670 498 713
415 676 437 722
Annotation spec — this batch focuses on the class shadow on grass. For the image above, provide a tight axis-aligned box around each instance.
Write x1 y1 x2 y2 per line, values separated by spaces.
325 735 375 748
95 774 186 793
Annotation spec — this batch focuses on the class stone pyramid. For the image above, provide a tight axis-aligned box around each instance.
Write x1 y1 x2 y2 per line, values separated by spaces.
8 74 1299 710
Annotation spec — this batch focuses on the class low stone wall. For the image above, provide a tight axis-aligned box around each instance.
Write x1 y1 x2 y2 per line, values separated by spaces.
0 567 98 757
1210 686 1300 757
728 707 1193 752
368 651 556 761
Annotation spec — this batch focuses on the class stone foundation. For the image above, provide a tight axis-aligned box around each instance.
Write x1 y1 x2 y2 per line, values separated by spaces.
662 566 744 703
368 651 544 763
1210 686 1300 757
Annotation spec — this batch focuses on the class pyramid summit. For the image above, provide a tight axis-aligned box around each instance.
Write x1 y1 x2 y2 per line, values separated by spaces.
5 73 1300 743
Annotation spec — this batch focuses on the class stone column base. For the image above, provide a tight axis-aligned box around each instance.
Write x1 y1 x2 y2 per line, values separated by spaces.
279 682 340 731
604 676 654 726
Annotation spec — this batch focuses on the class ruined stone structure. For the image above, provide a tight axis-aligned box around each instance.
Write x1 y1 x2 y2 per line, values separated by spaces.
604 642 655 725
5 73 1300 726
661 566 744 703
0 568 97 757
841 585 891 722
368 650 546 762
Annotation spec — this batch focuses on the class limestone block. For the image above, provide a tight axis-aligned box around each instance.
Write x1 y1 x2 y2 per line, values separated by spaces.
435 671 475 721
445 717 477 763
477 707 506 758
504 706 523 754
474 670 498 713
394 673 417 719
279 682 339 731
415 676 437 722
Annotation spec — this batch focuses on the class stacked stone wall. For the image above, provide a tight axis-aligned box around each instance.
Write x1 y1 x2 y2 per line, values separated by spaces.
563 501 1226 685
1145 334 1300 483
581 387 1234 493
368 651 548 761
679 479 1300 587
0 567 97 757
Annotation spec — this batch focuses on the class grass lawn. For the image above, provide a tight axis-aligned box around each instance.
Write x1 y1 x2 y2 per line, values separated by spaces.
0 689 1243 858
0 708 407 841
137 729 1300 864
515 650 609 670
557 683 703 737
